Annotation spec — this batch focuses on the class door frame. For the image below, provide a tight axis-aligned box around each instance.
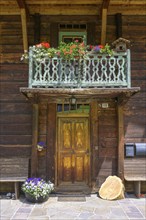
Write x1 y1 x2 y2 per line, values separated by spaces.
55 112 91 186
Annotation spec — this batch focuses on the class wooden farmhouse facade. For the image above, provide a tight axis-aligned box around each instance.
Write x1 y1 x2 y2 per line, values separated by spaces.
0 0 146 193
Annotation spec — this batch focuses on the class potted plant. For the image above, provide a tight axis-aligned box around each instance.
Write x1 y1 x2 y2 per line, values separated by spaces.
21 42 58 62
22 177 54 203
86 43 113 56
21 41 114 62
57 40 86 60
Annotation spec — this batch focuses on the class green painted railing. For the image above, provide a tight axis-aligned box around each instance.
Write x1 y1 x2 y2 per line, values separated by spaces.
29 48 131 88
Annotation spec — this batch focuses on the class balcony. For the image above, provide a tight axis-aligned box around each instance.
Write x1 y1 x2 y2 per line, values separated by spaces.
28 48 131 89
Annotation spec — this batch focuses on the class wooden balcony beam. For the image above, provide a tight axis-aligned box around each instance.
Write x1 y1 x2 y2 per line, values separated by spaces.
16 0 29 15
16 0 29 52
20 8 28 52
20 88 140 102
16 0 26 8
31 103 39 177
100 0 110 45
102 0 110 9
117 104 124 180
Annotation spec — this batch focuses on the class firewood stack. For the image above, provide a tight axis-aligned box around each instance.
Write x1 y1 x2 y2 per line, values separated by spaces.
99 176 125 200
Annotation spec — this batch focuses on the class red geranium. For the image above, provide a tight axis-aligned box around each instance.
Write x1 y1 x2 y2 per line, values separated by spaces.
41 42 50 48
98 45 104 49
36 42 50 49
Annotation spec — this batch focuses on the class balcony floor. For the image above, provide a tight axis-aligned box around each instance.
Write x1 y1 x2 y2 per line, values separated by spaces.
20 87 140 103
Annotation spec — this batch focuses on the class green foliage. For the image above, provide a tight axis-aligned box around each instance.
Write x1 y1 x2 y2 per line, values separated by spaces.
100 44 113 56
57 40 86 60
21 41 114 62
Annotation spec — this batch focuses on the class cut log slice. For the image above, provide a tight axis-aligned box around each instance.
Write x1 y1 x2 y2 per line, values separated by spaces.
99 175 125 200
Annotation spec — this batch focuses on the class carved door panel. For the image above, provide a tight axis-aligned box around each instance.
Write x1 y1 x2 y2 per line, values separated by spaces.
58 117 90 184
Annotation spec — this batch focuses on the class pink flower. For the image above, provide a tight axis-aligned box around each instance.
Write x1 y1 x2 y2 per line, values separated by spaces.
36 43 42 48
79 42 85 47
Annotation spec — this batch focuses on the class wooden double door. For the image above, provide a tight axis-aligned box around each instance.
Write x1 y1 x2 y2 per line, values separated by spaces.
57 116 90 185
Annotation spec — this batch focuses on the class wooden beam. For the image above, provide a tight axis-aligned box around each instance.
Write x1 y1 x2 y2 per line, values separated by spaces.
90 101 98 184
46 103 56 182
16 0 29 15
117 104 124 180
15 0 106 4
31 104 39 177
29 5 99 15
20 87 140 99
102 0 110 9
20 8 28 52
100 8 107 45
100 0 110 45
16 0 26 8
1 5 146 15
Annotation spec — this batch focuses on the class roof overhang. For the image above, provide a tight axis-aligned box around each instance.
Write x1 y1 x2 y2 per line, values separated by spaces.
20 87 140 105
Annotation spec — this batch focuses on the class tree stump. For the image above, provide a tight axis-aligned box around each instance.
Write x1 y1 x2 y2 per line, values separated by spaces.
99 175 125 200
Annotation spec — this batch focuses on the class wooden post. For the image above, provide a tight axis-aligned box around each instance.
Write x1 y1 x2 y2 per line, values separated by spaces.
46 103 56 182
90 101 98 184
14 182 19 199
31 104 39 177
117 104 124 180
20 8 28 52
100 0 110 45
101 8 108 45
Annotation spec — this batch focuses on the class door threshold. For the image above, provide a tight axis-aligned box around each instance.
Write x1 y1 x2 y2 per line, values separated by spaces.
55 182 91 195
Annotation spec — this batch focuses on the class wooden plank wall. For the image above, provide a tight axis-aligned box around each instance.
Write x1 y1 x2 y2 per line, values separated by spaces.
96 100 118 187
122 16 146 192
0 16 33 161
0 14 146 191
122 16 146 143
0 63 32 156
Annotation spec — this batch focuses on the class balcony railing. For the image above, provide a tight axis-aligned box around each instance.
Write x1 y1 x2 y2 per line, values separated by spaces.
29 48 131 88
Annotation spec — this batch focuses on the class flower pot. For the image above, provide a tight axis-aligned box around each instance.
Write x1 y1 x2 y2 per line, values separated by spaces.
25 193 49 203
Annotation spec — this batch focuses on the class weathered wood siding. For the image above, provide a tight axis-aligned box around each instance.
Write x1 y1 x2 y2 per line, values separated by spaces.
0 15 145 192
122 16 146 143
0 15 33 162
0 63 32 154
122 16 146 192
97 100 118 186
